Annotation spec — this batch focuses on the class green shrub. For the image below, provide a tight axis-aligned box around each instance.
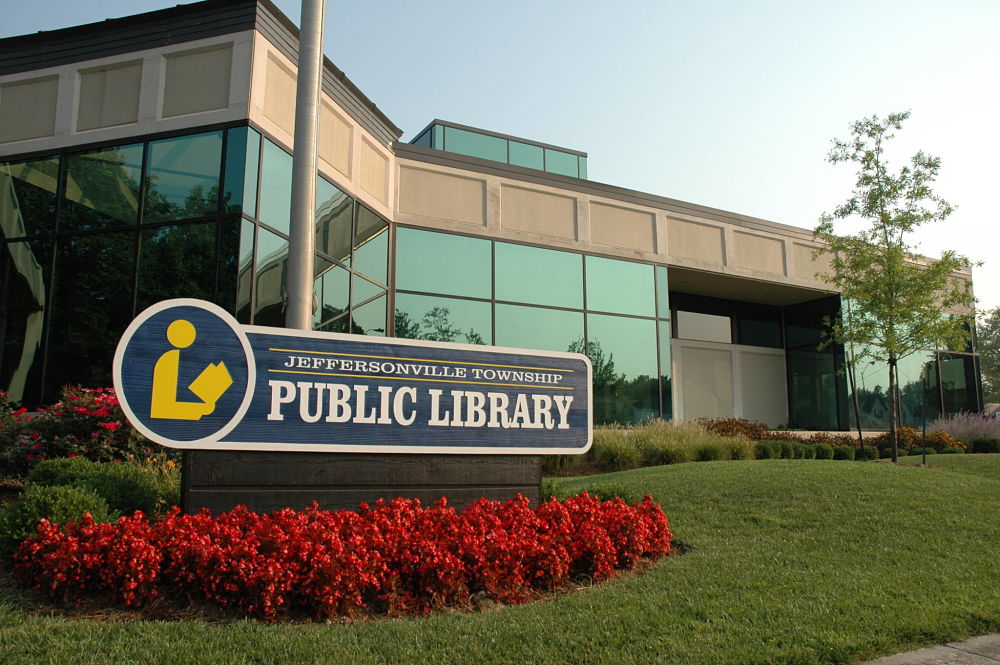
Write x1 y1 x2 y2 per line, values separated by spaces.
799 444 817 460
695 442 727 462
25 456 101 486
540 477 560 500
779 441 795 459
814 444 834 460
937 446 964 454
27 457 174 516
832 446 856 461
754 441 781 459
0 484 114 560
970 438 1000 454
637 441 692 466
541 455 577 476
726 439 755 460
592 431 641 471
856 446 879 461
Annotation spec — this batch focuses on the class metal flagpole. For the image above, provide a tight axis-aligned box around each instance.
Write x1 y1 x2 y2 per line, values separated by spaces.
285 0 327 330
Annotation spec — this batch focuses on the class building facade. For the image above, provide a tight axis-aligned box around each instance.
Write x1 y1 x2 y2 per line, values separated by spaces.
0 0 982 430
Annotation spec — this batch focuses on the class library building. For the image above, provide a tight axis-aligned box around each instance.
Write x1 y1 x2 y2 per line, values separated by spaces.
0 0 982 431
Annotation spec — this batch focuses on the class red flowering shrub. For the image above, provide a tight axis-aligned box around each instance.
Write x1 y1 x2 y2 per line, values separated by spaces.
0 387 169 477
13 493 671 621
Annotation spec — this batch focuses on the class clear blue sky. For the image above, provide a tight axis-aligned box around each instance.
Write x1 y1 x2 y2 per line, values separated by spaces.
6 0 998 312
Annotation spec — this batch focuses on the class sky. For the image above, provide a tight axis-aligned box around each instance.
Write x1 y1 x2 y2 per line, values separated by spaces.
5 0 998 312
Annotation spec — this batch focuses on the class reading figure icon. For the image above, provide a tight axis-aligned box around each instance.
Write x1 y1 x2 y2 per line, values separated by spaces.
150 319 233 420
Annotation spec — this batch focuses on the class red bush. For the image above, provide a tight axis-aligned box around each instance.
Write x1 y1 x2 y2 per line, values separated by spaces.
13 493 671 621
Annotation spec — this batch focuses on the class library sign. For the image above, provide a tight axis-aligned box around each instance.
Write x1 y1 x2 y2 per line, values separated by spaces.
113 299 592 454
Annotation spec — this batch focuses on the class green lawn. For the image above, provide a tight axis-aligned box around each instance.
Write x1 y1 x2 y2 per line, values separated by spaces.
897 452 1000 482
3 459 1000 665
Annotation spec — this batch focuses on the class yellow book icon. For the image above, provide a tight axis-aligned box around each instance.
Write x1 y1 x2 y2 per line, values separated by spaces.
188 362 233 405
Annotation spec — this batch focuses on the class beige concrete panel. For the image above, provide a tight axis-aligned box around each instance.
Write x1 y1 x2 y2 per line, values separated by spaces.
0 76 58 142
319 102 352 178
739 351 787 427
263 53 296 134
667 218 725 264
792 241 834 282
359 139 388 205
590 201 655 251
679 345 733 420
77 61 141 131
162 44 232 118
500 185 576 239
398 165 485 226
733 231 785 275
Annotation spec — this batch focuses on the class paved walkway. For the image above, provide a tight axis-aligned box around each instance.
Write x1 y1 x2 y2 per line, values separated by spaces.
862 634 1000 664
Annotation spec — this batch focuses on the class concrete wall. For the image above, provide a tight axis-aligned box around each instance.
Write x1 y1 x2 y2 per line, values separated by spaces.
393 155 842 296
0 33 253 157
248 33 394 220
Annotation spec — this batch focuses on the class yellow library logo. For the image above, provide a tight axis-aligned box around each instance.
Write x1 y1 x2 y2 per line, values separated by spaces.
150 319 234 421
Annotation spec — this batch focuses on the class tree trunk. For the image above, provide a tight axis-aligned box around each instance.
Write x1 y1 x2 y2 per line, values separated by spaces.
847 346 864 447
888 356 899 463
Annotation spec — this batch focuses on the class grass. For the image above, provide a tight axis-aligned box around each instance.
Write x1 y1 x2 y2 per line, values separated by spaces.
3 458 1000 664
897 452 1000 481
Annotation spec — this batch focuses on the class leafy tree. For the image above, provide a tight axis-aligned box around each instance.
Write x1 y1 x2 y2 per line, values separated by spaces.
977 306 1000 404
814 111 975 462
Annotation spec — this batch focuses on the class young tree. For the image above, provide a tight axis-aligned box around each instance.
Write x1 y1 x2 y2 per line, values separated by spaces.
814 111 975 462
977 306 1000 405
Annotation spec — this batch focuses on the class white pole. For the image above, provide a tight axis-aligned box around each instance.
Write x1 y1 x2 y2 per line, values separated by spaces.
285 0 326 330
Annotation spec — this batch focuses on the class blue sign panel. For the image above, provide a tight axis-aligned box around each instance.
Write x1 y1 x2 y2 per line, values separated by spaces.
114 299 592 454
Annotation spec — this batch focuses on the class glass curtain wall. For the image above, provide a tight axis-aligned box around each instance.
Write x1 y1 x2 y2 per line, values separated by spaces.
393 227 670 424
409 121 588 179
0 124 389 407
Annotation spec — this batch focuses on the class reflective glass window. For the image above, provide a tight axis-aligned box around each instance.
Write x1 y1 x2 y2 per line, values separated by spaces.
314 259 349 329
410 129 432 148
941 353 979 415
47 230 135 401
585 256 654 317
216 218 240 314
586 313 659 424
394 293 490 345
735 303 782 348
352 273 385 307
236 219 255 323
545 149 579 177
254 226 288 326
494 304 583 353
896 350 940 426
259 140 292 234
353 205 388 285
315 177 352 263
144 131 222 223
579 158 588 180
136 222 217 311
352 294 387 336
658 321 673 420
509 142 543 170
1 158 59 238
850 348 891 430
223 126 260 216
318 314 349 334
60 144 143 231
395 227 491 298
788 349 844 431
444 126 507 162
495 242 582 309
0 238 53 407
433 125 445 149
655 266 669 319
